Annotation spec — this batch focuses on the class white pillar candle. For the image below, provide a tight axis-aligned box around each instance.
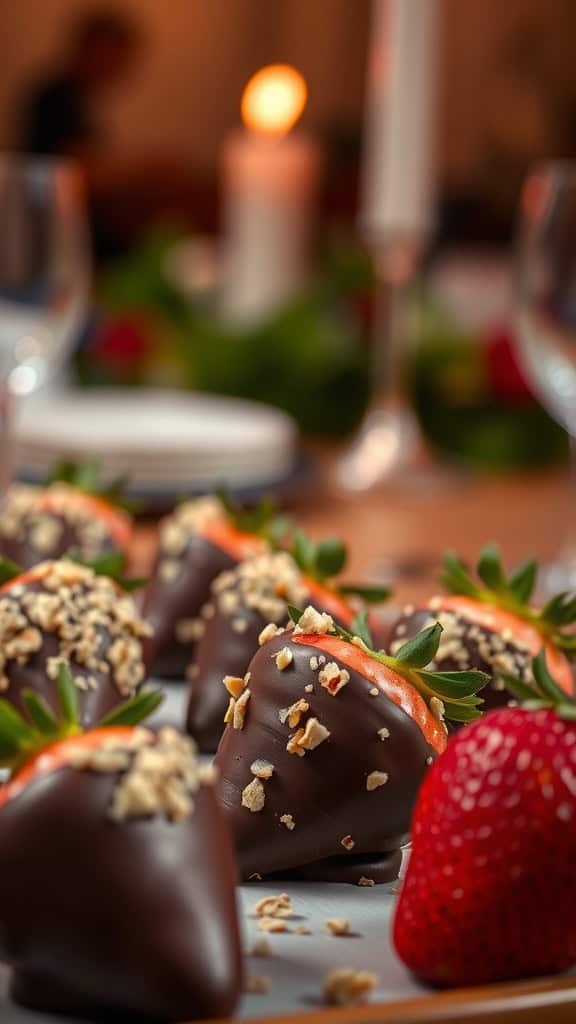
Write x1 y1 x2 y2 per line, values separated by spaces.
220 65 321 327
361 0 439 244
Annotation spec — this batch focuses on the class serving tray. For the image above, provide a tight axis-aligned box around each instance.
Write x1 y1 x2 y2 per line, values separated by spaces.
1 684 574 1023
2 879 575 1023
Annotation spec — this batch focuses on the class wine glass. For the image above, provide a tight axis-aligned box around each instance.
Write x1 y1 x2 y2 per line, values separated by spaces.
0 155 89 496
516 161 576 591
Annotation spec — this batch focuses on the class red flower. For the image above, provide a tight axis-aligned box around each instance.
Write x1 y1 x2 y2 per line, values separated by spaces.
91 315 150 372
485 325 533 403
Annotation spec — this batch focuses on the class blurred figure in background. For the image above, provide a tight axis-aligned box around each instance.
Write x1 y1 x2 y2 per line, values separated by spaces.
15 8 141 263
18 8 139 160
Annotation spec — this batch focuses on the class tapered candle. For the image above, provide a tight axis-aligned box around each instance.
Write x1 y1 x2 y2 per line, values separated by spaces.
221 64 321 326
361 0 439 243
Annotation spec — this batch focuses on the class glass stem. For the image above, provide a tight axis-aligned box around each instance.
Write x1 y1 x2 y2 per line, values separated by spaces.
369 238 421 412
0 381 14 503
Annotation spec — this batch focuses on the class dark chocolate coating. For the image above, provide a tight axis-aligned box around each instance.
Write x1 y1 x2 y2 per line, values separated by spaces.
143 536 236 679
187 593 353 754
0 763 242 1020
2 579 146 729
389 604 545 718
187 601 263 752
0 511 123 571
269 849 402 885
215 633 435 884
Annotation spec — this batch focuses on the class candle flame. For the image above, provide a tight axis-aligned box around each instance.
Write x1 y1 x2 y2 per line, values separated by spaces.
241 64 307 137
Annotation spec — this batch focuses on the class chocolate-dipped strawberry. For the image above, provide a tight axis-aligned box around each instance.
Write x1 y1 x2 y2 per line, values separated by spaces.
388 544 575 718
0 674 242 1020
0 558 151 728
187 537 389 752
0 462 133 569
143 492 288 678
215 605 488 884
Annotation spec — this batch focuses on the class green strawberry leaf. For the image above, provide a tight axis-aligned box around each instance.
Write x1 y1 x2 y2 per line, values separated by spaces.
314 538 347 580
418 668 490 699
22 691 59 735
338 583 391 604
508 559 538 604
394 623 442 669
440 552 479 598
57 664 79 727
292 530 315 575
350 610 373 649
532 648 570 705
288 605 304 626
98 688 164 728
477 543 507 593
0 558 23 588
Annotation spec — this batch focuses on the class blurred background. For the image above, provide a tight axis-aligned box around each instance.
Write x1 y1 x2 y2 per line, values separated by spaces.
0 0 575 480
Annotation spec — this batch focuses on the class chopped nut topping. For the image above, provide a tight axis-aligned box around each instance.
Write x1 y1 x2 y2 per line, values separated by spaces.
304 683 314 693
243 973 271 994
251 759 275 779
366 770 389 791
159 497 222 556
223 674 246 698
275 646 294 670
325 918 350 936
250 938 272 958
286 716 331 756
223 696 236 725
0 483 125 563
293 605 335 635
254 893 293 918
259 622 285 646
108 728 206 823
341 834 355 851
369 687 379 696
430 696 445 721
257 918 287 933
357 876 375 887
242 778 266 812
286 698 309 728
175 618 204 643
280 813 295 830
377 727 390 741
309 656 319 670
160 559 180 583
425 754 434 766
323 968 378 1006
233 688 251 729
0 561 149 698
214 552 308 626
319 661 350 696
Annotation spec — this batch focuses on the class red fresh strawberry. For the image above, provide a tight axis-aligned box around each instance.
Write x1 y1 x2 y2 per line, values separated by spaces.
393 649 576 986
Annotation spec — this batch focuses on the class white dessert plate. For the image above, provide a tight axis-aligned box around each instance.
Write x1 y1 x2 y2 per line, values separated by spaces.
14 389 298 495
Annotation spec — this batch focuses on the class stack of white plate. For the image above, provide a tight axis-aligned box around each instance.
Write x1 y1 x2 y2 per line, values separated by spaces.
15 389 298 496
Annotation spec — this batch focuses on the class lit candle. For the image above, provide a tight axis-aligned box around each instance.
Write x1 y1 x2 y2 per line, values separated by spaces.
361 0 439 244
221 65 321 326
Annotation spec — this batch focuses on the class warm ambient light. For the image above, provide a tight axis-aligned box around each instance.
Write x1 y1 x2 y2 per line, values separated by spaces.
241 64 307 136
